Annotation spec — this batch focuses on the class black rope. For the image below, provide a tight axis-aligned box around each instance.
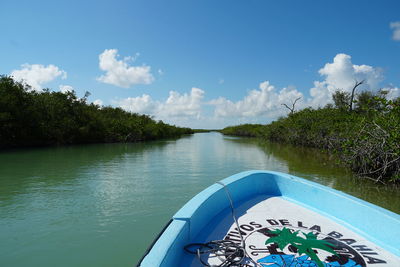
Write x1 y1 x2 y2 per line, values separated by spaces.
184 240 245 266
183 182 262 267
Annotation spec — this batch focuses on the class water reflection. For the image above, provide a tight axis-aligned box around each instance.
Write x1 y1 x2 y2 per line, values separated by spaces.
0 142 171 205
0 133 398 267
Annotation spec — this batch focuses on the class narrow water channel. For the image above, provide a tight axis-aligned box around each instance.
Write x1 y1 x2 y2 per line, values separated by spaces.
0 132 398 266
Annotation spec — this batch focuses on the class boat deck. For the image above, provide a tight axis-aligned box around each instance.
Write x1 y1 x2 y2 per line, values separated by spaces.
182 195 399 267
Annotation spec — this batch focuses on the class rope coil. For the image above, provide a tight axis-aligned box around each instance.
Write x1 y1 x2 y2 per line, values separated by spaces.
184 240 245 266
184 182 262 267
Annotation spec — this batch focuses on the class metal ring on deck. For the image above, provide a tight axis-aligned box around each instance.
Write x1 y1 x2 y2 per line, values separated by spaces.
184 243 214 254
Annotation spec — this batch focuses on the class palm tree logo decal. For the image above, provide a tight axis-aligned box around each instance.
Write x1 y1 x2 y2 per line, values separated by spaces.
264 227 337 267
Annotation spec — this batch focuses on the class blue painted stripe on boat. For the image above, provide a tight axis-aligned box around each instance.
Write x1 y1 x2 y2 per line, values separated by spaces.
139 219 189 266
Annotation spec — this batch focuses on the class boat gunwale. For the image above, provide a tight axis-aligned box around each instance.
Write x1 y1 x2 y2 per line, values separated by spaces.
138 170 400 266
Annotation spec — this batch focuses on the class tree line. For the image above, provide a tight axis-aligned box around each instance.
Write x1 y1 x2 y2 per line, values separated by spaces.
0 76 193 149
221 88 400 184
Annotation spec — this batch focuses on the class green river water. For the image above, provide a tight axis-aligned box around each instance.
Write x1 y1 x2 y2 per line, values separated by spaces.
0 132 398 266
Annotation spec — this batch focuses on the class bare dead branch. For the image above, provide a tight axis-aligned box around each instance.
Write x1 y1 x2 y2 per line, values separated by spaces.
281 97 302 114
349 79 365 112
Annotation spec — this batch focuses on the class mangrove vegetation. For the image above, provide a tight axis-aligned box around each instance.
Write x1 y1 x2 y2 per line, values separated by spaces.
221 89 400 184
0 76 193 149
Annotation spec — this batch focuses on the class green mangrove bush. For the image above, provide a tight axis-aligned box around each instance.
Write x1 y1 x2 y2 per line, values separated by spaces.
0 76 193 149
221 91 400 183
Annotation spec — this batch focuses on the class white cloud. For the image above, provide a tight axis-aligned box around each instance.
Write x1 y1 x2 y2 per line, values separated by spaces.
163 87 204 118
309 53 383 107
390 21 400 41
11 64 67 91
117 94 158 115
115 87 205 120
93 99 104 106
210 81 303 118
97 49 154 88
384 87 400 100
309 81 330 107
319 53 382 90
59 85 74 93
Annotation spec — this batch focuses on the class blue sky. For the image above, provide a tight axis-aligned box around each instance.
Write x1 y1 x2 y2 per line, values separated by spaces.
1 0 400 129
